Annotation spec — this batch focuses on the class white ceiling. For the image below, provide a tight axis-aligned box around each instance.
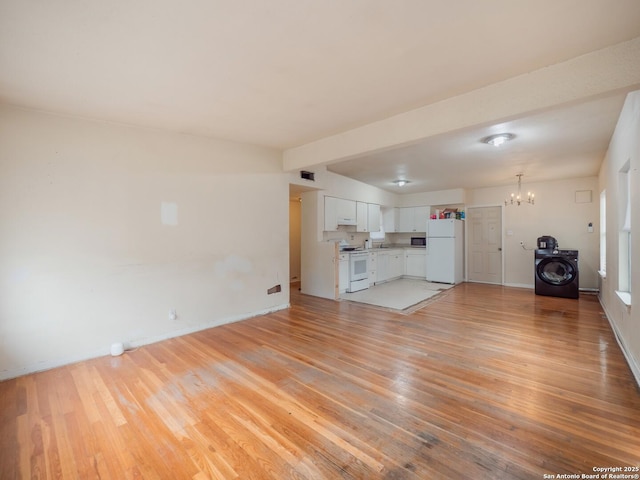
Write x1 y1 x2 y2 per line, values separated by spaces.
326 94 628 193
2 1 640 194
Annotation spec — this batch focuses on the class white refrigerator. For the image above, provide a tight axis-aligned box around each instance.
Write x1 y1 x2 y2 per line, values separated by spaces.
426 219 464 284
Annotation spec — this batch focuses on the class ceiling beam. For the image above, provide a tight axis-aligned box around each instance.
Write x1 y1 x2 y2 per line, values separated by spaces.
283 36 640 172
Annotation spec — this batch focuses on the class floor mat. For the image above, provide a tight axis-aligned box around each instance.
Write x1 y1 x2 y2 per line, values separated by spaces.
339 278 453 313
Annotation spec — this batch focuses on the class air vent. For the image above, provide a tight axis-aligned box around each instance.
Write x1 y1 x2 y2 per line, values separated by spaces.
300 170 315 181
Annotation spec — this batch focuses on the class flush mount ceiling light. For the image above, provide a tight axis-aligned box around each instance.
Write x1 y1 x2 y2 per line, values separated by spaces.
505 174 535 206
393 179 410 187
482 133 515 147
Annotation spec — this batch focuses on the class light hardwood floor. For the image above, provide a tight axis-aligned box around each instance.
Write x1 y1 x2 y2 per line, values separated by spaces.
1 283 639 479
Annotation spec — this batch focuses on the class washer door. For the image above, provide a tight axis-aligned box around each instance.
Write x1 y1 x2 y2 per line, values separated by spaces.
536 257 577 286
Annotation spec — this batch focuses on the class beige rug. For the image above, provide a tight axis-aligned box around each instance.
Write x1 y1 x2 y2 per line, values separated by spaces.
340 278 453 313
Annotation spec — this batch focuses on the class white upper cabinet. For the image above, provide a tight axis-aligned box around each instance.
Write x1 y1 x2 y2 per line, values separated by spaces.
397 207 413 232
398 206 429 232
414 206 429 230
382 207 398 233
356 201 368 232
336 198 357 225
327 197 427 233
356 202 381 233
368 203 381 233
324 196 357 231
324 196 338 231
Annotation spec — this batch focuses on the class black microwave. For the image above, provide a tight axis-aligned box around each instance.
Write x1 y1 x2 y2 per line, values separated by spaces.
411 237 426 246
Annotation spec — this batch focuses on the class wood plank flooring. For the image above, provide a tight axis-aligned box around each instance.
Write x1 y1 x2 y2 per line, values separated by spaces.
2 283 640 479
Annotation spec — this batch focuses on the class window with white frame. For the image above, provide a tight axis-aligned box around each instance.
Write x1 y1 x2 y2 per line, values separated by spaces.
617 161 631 306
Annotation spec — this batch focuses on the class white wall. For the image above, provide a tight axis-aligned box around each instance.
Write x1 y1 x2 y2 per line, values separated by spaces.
467 177 600 289
322 171 396 206
397 188 466 207
598 90 640 385
0 105 290 380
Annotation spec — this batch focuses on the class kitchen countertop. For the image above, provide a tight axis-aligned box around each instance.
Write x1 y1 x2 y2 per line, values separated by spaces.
340 245 426 252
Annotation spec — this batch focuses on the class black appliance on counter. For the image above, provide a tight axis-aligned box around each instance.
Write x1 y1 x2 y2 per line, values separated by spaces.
537 235 557 250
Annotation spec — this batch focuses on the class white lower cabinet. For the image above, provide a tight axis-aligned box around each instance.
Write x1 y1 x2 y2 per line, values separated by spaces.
389 251 404 279
375 250 403 283
374 248 427 284
405 249 427 278
339 254 349 293
376 252 389 284
369 251 377 286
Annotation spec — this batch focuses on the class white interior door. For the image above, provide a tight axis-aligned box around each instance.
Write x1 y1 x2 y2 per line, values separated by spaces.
467 206 502 284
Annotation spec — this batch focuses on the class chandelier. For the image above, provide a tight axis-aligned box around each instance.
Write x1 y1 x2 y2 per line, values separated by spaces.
505 174 534 206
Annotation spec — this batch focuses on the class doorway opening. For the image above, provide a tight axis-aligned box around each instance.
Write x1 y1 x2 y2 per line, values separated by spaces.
289 195 302 291
289 183 318 292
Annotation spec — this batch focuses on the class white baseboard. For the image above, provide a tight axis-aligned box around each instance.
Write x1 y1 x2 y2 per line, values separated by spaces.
502 283 600 294
599 299 640 389
504 282 534 289
0 303 290 382
126 303 290 351
0 346 114 383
